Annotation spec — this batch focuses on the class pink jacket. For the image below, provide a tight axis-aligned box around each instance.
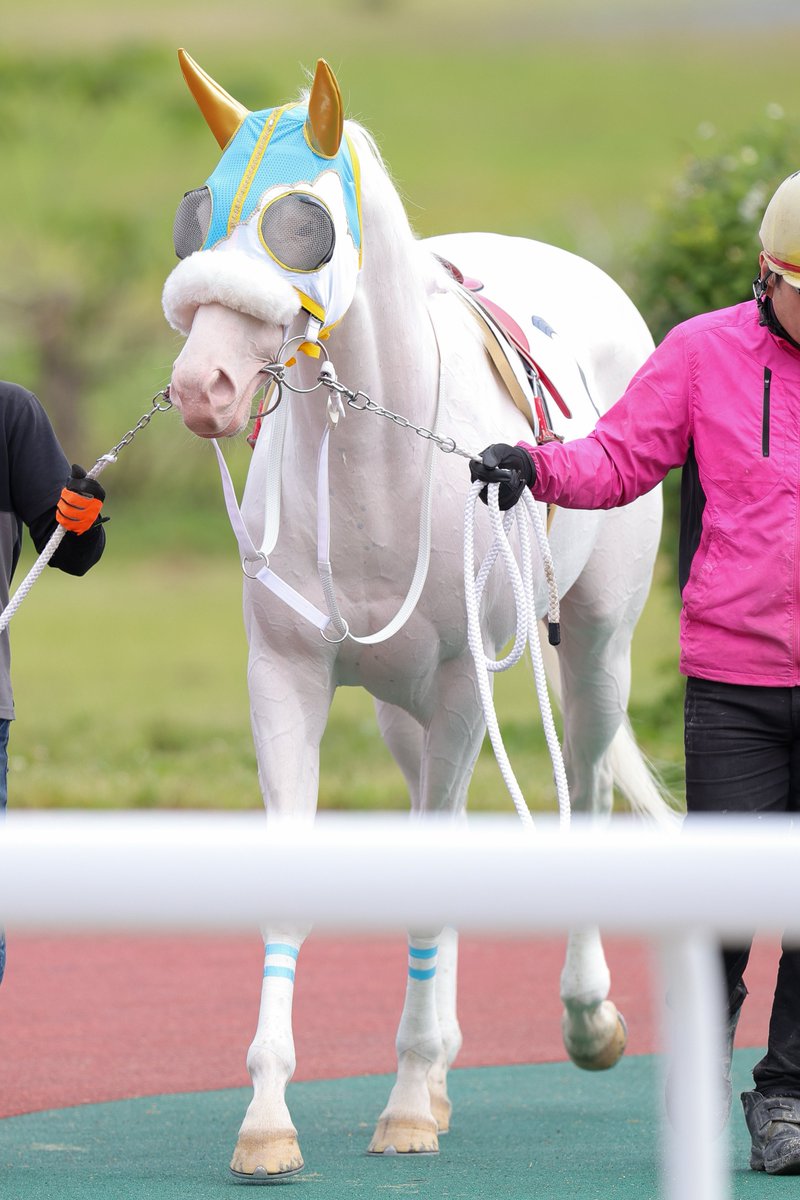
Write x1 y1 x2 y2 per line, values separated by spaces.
521 301 800 686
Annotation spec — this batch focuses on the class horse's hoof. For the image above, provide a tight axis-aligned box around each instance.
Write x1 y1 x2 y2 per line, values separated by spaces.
368 1115 439 1155
429 1093 452 1134
230 1129 304 1181
564 1005 628 1071
230 1164 305 1183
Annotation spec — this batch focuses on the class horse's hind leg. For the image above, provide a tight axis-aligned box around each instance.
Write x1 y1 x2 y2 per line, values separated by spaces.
555 497 660 1071
370 681 476 1153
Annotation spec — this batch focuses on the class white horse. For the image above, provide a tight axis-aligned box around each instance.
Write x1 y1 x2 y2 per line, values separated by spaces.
162 52 669 1181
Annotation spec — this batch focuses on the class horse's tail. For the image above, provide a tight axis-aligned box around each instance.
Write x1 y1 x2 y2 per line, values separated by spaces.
605 717 683 830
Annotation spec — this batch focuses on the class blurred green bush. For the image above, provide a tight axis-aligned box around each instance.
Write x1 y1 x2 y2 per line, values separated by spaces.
631 108 800 342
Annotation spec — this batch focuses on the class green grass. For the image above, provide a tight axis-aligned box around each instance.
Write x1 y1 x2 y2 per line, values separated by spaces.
8 540 683 812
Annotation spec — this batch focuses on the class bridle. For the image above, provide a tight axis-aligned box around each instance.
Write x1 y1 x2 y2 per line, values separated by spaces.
213 316 447 646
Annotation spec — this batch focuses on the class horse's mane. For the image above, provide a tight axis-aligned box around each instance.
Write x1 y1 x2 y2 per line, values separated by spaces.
345 119 451 298
287 80 449 297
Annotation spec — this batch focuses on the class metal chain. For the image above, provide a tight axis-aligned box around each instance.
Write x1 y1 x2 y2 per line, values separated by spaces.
102 388 173 464
0 388 174 636
319 375 480 462
257 350 510 475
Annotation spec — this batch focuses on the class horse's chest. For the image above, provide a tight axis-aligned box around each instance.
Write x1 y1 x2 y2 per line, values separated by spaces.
332 617 455 711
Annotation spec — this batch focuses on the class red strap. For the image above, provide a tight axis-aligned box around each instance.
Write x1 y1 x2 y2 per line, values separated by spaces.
435 254 572 423
766 253 800 275
473 294 572 421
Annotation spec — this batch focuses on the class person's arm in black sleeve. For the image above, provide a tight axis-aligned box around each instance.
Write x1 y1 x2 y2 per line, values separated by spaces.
4 384 106 576
28 466 106 576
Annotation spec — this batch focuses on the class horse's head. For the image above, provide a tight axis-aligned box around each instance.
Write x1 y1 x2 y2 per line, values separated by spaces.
163 51 363 437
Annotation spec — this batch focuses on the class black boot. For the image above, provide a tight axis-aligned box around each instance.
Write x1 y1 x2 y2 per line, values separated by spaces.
741 1090 800 1174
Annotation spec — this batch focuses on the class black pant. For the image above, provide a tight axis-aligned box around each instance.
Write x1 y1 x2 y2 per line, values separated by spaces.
684 676 800 1097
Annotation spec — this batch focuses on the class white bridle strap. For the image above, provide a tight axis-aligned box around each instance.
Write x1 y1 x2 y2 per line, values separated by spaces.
211 295 446 644
259 400 289 557
212 438 331 631
315 407 438 645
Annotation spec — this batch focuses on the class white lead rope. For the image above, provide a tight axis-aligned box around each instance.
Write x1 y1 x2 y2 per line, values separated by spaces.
464 481 571 831
0 391 172 636
0 456 114 637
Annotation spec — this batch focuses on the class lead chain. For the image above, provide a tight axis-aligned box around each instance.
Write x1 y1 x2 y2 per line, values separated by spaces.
321 375 479 462
104 389 173 463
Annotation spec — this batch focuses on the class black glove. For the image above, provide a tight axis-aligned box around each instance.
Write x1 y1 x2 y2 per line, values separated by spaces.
469 444 536 510
68 464 105 499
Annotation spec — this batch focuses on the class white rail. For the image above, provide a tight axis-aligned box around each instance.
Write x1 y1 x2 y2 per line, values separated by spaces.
1 811 796 1200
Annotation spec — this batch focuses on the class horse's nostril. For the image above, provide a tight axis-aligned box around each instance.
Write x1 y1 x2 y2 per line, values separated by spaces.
207 368 237 406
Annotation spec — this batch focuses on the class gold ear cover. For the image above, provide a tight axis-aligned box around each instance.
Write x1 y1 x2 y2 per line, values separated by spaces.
178 47 250 149
305 59 343 158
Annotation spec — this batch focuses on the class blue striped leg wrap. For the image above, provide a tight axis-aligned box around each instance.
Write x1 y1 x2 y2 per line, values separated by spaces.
263 941 299 983
408 941 438 982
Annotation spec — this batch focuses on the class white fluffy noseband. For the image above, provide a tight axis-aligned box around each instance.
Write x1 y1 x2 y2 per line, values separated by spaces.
162 248 301 335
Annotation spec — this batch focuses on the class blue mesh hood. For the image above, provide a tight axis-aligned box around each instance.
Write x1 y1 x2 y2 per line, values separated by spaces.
203 103 362 255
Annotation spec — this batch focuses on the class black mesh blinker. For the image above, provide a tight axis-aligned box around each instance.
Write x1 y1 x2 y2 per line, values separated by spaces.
259 193 335 272
173 187 213 260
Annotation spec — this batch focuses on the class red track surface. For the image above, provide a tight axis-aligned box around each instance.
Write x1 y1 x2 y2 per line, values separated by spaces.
0 932 779 1118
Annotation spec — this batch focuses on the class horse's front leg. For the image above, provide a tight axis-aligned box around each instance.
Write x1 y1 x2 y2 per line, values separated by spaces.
231 927 310 1180
230 637 332 1180
427 925 462 1133
368 922 462 1154
369 659 481 1154
374 700 464 1138
369 932 444 1155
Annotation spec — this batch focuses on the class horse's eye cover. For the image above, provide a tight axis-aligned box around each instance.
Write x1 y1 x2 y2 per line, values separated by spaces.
174 187 213 260
259 193 335 273
173 186 335 275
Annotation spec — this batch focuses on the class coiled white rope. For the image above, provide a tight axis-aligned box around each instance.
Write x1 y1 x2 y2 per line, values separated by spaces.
464 481 571 832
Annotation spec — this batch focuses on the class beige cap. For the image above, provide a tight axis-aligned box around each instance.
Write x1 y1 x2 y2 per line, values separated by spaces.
760 171 800 288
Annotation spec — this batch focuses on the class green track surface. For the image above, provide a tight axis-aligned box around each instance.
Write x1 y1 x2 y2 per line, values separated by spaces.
0 1052 780 1198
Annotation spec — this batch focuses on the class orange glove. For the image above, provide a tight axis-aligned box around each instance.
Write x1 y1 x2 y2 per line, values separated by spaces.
56 465 105 535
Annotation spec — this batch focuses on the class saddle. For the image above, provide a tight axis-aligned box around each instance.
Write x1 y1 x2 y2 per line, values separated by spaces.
436 256 571 444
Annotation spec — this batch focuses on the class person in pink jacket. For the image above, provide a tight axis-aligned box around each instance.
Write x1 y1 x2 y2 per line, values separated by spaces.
471 172 800 1175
